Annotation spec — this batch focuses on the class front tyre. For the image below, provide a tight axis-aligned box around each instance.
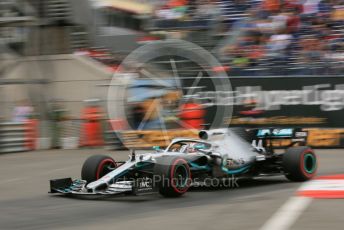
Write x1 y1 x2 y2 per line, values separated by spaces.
283 146 317 182
81 155 117 183
154 156 191 197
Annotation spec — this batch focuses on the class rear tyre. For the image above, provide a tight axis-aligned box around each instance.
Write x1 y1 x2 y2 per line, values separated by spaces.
154 156 191 197
283 146 317 182
81 155 117 183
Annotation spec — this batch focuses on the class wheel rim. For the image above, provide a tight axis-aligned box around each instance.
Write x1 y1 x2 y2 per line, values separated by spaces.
170 159 190 193
303 153 316 174
174 164 189 188
96 159 116 179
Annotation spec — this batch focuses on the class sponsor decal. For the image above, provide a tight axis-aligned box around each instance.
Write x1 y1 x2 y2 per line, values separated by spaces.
134 177 154 193
193 84 344 112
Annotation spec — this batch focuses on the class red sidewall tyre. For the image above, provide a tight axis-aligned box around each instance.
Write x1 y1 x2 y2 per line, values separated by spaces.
170 158 191 194
154 156 191 197
283 146 317 182
81 155 116 183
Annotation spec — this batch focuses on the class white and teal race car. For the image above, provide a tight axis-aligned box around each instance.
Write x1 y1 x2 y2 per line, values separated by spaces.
50 128 317 198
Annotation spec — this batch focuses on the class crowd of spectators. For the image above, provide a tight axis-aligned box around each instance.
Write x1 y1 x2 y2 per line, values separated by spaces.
220 0 344 75
153 0 224 29
152 0 344 76
75 0 344 76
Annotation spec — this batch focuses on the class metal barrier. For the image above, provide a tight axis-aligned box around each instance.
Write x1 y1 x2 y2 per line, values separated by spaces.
2 120 344 152
0 122 29 153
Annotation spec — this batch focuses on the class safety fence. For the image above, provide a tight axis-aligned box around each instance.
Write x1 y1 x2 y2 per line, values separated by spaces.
2 120 344 153
0 121 37 153
0 119 126 152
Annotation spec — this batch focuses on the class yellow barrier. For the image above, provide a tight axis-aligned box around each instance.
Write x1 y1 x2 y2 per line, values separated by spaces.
118 129 344 148
119 130 199 149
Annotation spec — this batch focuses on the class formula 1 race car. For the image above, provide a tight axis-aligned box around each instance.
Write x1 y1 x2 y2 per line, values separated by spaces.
49 128 317 198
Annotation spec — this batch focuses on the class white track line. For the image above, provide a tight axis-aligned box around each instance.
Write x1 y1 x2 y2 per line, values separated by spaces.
260 196 312 230
0 177 25 185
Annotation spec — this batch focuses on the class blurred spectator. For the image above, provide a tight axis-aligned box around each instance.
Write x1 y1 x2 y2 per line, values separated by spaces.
262 0 281 13
266 31 293 57
12 100 33 122
299 36 324 62
195 0 222 19
301 0 322 15
247 43 266 65
155 0 189 20
331 4 344 21
232 52 251 67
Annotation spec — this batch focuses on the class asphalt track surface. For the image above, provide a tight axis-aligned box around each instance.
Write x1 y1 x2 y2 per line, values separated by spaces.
0 149 343 230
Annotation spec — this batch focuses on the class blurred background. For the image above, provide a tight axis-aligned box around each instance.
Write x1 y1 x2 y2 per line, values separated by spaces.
0 0 344 153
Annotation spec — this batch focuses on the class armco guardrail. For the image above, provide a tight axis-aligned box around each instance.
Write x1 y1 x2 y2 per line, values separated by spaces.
0 122 30 153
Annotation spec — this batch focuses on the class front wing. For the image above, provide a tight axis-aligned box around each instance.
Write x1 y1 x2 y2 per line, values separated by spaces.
49 178 156 196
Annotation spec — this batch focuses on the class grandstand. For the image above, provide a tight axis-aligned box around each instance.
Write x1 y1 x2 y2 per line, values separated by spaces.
1 0 343 117
28 0 340 77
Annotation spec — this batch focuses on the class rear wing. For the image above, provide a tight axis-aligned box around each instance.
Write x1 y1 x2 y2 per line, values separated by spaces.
248 128 308 151
255 128 308 140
